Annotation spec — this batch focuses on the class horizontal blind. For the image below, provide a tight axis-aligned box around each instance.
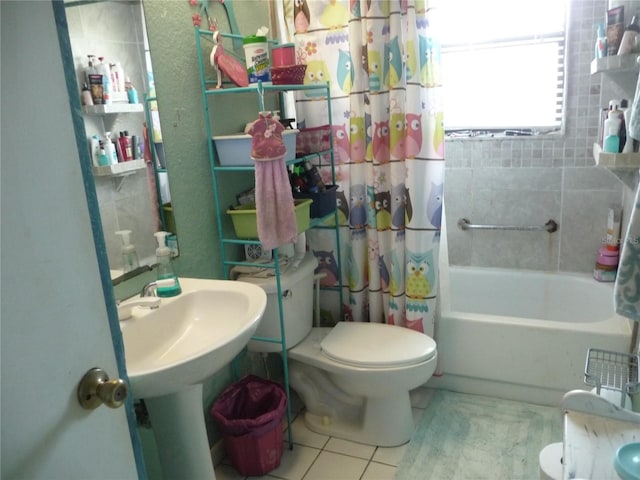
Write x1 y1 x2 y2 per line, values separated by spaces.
431 0 567 131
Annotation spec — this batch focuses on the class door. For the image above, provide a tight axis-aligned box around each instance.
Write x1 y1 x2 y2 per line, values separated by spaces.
1 2 140 478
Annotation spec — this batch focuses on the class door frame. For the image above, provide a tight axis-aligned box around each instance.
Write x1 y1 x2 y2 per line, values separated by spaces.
52 2 146 477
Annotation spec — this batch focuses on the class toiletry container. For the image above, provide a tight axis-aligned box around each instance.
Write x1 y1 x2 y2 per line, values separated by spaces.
617 15 640 55
116 230 140 273
154 231 182 297
238 252 316 352
243 35 271 84
596 23 608 58
96 57 112 104
603 113 622 152
81 83 93 106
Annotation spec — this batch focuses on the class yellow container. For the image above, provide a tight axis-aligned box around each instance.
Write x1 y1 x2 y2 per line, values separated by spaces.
227 199 312 239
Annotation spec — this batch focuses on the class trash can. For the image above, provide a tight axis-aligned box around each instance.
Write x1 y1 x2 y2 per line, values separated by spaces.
211 375 287 476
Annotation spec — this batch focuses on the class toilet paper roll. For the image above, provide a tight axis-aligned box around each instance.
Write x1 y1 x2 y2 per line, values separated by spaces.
539 442 563 480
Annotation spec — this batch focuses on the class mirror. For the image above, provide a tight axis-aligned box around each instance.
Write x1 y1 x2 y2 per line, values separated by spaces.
64 0 176 278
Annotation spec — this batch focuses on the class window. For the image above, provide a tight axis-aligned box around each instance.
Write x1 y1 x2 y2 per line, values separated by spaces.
432 0 567 133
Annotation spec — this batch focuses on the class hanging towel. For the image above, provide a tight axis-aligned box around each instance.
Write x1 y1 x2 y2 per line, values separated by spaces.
614 184 640 322
248 112 297 251
629 70 640 141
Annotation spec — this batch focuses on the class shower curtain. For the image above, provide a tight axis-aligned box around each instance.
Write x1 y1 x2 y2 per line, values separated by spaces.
284 0 444 335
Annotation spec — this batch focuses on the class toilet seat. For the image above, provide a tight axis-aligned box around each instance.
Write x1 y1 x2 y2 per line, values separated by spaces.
320 322 437 368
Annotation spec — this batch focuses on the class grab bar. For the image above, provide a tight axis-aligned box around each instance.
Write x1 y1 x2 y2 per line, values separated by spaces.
457 218 559 233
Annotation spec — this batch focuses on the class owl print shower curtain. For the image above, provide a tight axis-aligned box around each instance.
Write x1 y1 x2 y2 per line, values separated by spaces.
287 0 444 335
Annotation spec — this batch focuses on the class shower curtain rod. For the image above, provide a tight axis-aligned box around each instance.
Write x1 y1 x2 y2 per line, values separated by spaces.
457 218 559 233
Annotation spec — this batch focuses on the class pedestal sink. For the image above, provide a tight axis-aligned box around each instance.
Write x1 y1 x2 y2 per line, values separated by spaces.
119 278 267 480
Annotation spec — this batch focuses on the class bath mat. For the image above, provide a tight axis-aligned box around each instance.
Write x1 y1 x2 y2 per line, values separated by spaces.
395 390 563 480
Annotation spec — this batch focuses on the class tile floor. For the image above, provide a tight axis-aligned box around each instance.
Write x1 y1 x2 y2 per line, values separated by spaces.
213 387 437 480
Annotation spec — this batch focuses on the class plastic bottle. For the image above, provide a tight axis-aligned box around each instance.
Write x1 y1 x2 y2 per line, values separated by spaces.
154 231 182 297
125 78 138 104
83 55 98 84
303 161 326 193
103 132 118 165
603 102 623 152
115 230 140 273
89 135 101 167
96 57 112 105
595 23 608 58
617 15 640 55
98 141 110 166
111 62 126 93
118 131 132 161
81 82 93 106
603 118 621 152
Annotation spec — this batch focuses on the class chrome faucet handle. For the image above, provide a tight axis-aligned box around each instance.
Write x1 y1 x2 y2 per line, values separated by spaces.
117 297 161 321
140 278 176 297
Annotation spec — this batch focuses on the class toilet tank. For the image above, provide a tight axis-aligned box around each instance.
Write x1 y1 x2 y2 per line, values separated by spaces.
238 252 317 352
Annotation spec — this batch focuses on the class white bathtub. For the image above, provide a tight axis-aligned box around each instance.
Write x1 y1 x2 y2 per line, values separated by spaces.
429 264 633 406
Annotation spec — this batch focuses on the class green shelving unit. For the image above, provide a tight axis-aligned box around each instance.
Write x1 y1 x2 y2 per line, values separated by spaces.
194 28 344 447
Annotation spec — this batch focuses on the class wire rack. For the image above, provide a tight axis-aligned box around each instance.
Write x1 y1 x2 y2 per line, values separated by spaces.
584 348 640 396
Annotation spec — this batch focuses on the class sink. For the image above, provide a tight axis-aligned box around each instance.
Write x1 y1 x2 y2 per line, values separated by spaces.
117 277 267 480
120 277 267 398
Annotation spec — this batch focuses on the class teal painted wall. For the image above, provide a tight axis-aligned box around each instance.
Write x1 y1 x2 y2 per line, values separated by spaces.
142 0 276 280
140 2 280 475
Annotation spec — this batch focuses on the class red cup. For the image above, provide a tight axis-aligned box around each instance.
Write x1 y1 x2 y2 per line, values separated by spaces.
272 43 296 67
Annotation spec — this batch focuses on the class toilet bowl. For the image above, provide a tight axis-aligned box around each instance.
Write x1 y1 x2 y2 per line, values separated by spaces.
238 252 438 446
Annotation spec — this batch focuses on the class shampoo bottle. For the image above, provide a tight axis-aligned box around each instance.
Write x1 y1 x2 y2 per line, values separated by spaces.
115 230 140 273
154 231 182 297
96 56 112 105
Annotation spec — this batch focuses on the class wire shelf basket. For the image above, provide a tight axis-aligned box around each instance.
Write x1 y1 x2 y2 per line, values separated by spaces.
584 348 640 396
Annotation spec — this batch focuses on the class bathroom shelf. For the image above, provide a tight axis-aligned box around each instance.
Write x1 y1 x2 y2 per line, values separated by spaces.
194 27 343 449
591 54 640 75
592 142 640 188
92 158 146 176
82 103 144 115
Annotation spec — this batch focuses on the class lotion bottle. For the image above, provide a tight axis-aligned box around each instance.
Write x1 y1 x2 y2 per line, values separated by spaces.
154 231 182 297
116 230 140 273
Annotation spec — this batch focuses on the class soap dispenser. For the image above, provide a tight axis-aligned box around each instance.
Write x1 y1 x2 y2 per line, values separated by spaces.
154 231 182 297
116 230 140 273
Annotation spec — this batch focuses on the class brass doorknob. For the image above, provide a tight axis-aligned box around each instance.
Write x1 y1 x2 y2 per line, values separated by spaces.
77 368 128 410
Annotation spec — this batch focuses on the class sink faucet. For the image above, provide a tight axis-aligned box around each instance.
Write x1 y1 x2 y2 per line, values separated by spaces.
141 278 176 297
117 297 161 321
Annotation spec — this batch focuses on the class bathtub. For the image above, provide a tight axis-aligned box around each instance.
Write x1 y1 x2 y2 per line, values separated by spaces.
429 264 633 406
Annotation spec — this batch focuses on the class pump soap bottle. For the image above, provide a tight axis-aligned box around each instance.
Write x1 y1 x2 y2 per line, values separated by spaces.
116 230 140 273
154 231 182 297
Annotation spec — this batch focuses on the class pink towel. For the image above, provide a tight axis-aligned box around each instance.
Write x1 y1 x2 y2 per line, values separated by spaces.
248 112 297 250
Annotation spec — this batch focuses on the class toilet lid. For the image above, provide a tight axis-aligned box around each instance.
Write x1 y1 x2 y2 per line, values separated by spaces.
320 322 437 368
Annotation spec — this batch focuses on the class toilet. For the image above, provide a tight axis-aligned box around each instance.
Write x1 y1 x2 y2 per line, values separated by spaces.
239 252 438 447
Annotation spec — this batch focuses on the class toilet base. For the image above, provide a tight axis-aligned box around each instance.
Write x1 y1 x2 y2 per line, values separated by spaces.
301 390 414 447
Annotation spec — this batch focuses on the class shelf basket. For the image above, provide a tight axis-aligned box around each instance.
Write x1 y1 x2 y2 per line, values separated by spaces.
584 347 640 396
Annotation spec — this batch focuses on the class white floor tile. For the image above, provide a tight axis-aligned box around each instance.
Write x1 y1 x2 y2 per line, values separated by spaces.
302 451 368 480
372 443 409 467
324 437 376 460
290 415 330 449
361 461 397 480
213 462 246 480
259 444 321 480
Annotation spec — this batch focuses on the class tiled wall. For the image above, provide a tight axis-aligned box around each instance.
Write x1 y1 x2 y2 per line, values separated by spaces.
444 0 637 273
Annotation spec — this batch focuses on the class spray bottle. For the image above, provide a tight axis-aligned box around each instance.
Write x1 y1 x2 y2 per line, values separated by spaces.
116 230 140 273
154 231 182 297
